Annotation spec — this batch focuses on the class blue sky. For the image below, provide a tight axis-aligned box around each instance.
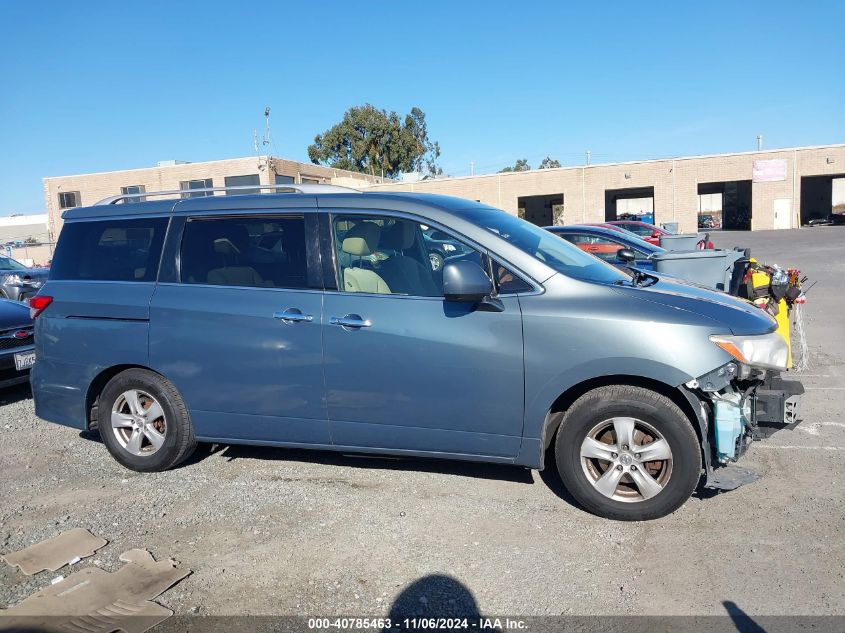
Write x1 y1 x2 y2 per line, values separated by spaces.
1 1 843 213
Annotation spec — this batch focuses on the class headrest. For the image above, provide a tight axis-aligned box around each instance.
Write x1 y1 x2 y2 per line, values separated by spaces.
342 222 380 256
381 220 416 251
213 238 240 255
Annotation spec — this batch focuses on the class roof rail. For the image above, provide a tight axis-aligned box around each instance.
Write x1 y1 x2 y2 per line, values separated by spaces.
94 183 362 205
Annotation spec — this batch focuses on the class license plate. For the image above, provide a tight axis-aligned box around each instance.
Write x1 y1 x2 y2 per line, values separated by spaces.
14 351 35 371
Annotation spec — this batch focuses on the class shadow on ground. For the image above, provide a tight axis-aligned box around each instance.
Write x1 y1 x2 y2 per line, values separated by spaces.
0 382 32 406
76 430 729 515
194 441 539 486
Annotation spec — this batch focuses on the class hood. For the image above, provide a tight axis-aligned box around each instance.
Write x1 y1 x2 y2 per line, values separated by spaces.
0 298 33 328
613 275 777 336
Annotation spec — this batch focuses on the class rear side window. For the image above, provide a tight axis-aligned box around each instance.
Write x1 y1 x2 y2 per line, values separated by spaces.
51 217 168 282
180 216 308 289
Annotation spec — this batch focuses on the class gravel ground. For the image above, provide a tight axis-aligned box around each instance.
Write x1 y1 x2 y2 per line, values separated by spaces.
0 227 843 620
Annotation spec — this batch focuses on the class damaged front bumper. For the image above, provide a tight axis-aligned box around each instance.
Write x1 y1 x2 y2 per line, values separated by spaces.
681 363 804 490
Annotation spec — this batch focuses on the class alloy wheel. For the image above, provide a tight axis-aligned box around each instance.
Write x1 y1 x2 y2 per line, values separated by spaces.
580 417 673 503
110 389 167 456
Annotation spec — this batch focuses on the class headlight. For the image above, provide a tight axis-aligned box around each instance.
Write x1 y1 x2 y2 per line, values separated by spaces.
6 274 22 286
442 243 457 252
709 332 789 371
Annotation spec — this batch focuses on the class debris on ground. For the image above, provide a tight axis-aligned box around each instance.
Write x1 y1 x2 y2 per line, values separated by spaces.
2 528 107 575
1 548 190 633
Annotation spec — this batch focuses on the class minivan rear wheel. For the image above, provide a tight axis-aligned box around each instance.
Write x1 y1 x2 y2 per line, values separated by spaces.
98 369 197 472
554 385 701 521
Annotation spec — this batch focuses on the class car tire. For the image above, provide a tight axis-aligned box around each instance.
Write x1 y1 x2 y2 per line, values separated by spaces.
98 368 197 472
554 385 701 521
429 251 445 272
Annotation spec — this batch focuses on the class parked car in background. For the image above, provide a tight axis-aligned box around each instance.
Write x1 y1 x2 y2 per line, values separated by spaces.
0 298 35 388
546 225 662 270
698 215 716 229
804 217 831 226
606 220 672 245
421 225 473 271
0 256 49 301
31 186 802 521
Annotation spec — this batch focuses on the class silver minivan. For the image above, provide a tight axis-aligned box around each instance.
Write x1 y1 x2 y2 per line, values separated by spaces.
31 185 803 520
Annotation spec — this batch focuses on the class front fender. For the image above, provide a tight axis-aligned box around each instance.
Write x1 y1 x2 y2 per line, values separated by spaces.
514 361 695 469
524 357 692 442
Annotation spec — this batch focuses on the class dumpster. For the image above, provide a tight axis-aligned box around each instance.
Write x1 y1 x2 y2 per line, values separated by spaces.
652 249 746 291
659 233 702 250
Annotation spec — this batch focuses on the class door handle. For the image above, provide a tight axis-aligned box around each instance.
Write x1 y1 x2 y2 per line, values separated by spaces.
274 308 314 324
330 314 372 329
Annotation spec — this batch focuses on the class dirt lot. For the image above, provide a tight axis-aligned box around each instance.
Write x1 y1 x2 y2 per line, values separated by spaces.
0 227 843 621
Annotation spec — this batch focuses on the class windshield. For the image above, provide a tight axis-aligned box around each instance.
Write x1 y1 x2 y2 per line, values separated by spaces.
460 206 631 284
0 256 29 271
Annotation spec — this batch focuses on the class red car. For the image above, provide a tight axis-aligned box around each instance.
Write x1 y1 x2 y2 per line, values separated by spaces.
606 220 672 246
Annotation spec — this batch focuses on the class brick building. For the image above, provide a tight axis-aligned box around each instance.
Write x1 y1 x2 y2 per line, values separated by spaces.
42 156 383 239
365 144 845 233
43 145 845 237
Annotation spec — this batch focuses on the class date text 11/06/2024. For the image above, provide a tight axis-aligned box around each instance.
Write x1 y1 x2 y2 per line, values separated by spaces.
307 617 527 630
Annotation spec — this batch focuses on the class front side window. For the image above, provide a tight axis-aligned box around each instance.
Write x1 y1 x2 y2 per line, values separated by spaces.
224 174 260 195
180 179 213 198
492 261 533 294
50 218 168 282
332 214 490 298
58 191 80 209
180 216 308 289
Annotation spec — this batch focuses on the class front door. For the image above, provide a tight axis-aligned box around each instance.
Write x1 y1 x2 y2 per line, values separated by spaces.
321 212 525 459
149 212 330 445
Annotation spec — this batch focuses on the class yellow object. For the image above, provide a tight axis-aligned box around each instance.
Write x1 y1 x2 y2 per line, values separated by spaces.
749 260 792 369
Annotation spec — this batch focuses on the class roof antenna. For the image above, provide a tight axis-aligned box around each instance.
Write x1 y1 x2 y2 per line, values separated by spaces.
263 107 272 148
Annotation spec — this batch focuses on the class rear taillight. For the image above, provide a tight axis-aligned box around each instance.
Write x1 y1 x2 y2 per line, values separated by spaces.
29 295 53 319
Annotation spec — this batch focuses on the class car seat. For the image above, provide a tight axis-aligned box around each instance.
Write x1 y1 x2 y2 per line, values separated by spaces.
379 220 439 296
341 222 391 294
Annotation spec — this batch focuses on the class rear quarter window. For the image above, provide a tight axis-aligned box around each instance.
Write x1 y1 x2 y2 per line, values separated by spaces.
50 217 169 282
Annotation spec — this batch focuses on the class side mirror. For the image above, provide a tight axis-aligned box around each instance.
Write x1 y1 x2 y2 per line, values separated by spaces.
651 230 661 238
443 261 493 303
617 248 636 264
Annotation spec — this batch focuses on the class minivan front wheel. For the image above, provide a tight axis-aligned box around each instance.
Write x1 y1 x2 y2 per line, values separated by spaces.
554 385 701 521
98 369 197 472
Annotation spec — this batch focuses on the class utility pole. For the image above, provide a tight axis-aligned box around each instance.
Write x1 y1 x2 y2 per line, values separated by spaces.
756 135 763 151
470 160 474 176
586 150 591 166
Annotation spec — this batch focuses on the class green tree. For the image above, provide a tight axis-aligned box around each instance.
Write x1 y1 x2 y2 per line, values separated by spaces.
539 156 561 169
499 159 531 173
307 104 441 178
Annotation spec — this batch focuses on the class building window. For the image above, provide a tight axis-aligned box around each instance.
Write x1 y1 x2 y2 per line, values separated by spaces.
180 179 214 198
275 174 295 185
301 177 320 184
224 174 260 195
120 185 146 203
58 191 80 209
